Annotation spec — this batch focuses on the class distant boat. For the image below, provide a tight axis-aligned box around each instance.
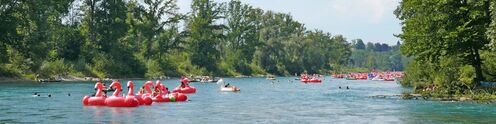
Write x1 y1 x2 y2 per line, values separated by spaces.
370 76 384 81
266 75 276 80
235 75 251 78
207 79 219 83
266 77 276 80
189 78 201 82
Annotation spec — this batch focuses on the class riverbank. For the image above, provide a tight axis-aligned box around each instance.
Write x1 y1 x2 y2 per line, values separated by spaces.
0 73 294 83
0 77 33 83
0 75 109 83
397 91 496 103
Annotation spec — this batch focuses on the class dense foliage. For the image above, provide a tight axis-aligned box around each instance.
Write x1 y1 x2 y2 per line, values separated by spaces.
348 41 408 72
396 0 496 96
0 0 401 79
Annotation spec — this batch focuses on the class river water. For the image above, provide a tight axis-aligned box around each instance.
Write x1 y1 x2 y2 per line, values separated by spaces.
1 77 495 123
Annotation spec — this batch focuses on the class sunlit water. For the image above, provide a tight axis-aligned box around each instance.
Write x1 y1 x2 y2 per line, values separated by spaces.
1 77 496 123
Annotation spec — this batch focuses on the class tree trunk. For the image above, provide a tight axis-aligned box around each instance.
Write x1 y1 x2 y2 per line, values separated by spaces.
472 49 484 86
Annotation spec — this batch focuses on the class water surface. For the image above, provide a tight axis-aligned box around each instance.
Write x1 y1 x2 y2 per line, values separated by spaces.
1 77 495 123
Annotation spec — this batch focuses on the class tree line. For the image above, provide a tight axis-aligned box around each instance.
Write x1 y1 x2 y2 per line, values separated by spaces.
348 40 407 72
0 0 401 79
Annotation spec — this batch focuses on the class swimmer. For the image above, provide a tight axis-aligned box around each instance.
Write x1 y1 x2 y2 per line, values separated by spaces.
339 86 341 89
346 86 349 90
48 94 52 97
67 93 71 96
32 92 40 97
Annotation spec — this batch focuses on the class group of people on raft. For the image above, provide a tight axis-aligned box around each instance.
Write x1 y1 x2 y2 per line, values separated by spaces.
331 70 403 81
83 77 196 107
299 74 323 83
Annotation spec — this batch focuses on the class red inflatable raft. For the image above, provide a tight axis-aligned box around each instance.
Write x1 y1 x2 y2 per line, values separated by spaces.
301 78 322 83
83 82 107 106
142 81 188 102
105 80 139 107
172 78 196 94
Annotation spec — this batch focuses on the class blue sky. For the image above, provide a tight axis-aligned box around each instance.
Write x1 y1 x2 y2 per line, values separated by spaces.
177 0 401 45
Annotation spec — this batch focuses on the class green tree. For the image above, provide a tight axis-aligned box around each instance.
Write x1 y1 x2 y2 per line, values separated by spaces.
221 0 261 75
365 42 374 51
396 0 491 83
186 0 225 75
352 39 365 50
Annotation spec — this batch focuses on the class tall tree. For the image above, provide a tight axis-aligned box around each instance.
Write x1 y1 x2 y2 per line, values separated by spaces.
186 0 225 74
222 0 262 75
353 39 365 50
396 0 491 83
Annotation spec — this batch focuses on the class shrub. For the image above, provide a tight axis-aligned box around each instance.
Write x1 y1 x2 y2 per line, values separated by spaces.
38 59 72 79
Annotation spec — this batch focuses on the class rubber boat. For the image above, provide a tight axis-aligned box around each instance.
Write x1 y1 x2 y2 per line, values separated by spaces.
383 78 395 81
142 81 169 102
220 86 240 92
172 86 196 94
371 76 384 81
301 78 322 83
156 80 187 102
136 81 154 105
105 80 139 107
172 78 196 94
142 81 188 102
82 82 107 106
157 80 188 102
125 81 145 105
217 79 240 92
266 75 276 80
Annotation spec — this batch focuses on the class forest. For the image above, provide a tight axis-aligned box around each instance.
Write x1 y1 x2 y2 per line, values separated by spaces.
0 0 404 80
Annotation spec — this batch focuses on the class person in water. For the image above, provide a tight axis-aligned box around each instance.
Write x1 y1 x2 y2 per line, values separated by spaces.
32 92 40 97
346 86 350 90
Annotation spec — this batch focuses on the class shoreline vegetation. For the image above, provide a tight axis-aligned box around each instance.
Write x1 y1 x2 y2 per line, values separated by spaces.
395 0 496 102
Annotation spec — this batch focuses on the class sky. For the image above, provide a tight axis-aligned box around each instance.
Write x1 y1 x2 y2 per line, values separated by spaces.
177 0 402 45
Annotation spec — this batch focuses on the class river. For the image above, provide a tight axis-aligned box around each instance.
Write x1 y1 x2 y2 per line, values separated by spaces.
1 77 495 123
